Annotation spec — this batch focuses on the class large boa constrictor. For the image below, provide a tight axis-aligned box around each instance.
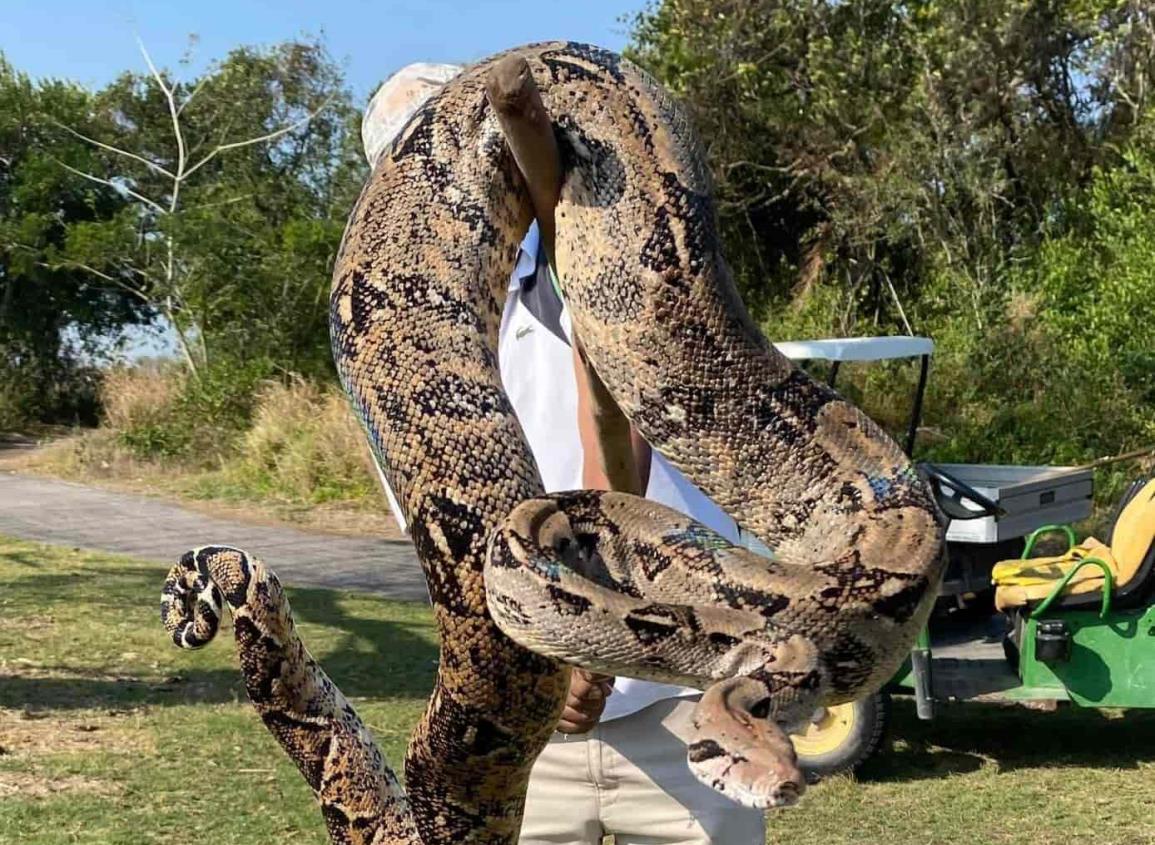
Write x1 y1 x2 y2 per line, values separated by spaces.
161 41 945 845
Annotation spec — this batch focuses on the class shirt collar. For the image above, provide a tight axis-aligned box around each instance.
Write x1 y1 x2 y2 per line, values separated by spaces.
509 221 541 291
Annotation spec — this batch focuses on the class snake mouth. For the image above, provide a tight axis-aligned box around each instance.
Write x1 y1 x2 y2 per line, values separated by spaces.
714 772 806 810
769 779 802 808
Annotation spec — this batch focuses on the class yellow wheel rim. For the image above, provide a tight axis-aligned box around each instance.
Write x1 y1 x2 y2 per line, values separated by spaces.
790 703 858 758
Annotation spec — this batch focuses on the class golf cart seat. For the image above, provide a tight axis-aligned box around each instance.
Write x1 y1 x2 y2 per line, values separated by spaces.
993 477 1155 612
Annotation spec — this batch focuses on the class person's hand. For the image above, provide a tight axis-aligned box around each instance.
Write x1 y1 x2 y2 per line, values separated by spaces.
556 669 614 734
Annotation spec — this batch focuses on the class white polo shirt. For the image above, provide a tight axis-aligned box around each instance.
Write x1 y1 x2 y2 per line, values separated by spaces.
498 223 738 722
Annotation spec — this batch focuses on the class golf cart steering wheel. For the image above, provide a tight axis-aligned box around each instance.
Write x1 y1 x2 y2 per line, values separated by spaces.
918 463 1005 521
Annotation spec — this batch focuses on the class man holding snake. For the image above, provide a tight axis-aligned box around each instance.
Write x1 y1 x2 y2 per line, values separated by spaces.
361 64 766 845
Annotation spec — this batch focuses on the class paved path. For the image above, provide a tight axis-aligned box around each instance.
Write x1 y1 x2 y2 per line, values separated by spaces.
0 472 427 602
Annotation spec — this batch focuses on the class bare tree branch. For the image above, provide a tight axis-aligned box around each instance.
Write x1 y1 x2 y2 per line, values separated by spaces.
50 120 176 180
723 159 793 175
882 269 914 335
181 193 254 214
54 159 167 214
36 258 152 304
138 37 187 212
182 101 332 181
47 37 335 380
136 37 172 98
2 242 42 256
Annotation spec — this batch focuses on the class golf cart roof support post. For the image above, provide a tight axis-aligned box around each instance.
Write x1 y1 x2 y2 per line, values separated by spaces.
905 353 930 457
485 55 641 496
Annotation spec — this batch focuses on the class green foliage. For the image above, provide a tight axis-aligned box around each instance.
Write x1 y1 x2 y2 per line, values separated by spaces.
1034 137 1155 404
6 14 1153 488
71 38 367 379
629 0 1155 478
0 39 366 430
0 56 149 426
629 0 1152 319
902 120 1155 481
113 358 273 460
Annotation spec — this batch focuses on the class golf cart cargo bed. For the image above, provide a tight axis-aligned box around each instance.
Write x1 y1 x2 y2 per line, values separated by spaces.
936 463 1094 545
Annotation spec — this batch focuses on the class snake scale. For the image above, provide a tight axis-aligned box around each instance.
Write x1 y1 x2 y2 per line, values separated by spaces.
161 41 946 845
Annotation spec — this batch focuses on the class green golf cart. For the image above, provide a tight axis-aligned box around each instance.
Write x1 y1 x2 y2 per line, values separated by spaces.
757 337 1155 777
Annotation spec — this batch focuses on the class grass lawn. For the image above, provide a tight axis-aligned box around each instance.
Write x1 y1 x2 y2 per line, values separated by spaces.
3 536 1155 844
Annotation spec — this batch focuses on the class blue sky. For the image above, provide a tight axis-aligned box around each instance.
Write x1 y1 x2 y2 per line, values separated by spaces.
4 0 647 103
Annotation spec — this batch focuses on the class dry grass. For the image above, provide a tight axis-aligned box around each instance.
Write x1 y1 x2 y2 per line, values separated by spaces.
0 771 122 800
11 370 402 541
0 708 154 759
97 366 184 433
12 429 143 481
233 376 378 505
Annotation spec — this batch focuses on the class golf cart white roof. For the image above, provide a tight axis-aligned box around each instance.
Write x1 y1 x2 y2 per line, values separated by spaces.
773 336 934 362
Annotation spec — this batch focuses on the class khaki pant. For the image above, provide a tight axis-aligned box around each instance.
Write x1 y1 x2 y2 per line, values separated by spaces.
519 697 766 845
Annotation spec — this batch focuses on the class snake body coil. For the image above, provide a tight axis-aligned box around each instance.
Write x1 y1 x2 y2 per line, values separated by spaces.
162 42 946 845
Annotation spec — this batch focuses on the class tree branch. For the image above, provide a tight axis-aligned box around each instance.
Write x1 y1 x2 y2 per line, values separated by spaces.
136 37 172 99
723 159 792 175
37 258 152 304
176 74 210 118
138 38 187 213
54 159 167 214
181 193 254 214
181 102 333 182
51 120 176 180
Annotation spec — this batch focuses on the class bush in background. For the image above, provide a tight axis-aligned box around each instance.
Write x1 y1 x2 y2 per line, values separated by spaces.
206 377 377 506
630 0 1155 505
102 359 269 461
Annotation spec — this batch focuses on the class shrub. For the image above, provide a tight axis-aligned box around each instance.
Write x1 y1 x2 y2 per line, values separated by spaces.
225 377 377 504
36 363 379 511
0 361 102 431
106 359 273 461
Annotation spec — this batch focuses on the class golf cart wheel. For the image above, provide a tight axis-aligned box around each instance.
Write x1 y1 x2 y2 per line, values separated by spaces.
791 692 890 779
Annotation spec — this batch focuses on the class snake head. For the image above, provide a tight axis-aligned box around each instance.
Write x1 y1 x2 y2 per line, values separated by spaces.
687 677 806 809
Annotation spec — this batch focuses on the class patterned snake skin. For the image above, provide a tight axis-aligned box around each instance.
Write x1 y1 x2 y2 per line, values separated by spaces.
161 41 946 845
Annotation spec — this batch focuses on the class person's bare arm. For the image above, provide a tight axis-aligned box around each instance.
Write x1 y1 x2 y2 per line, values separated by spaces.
553 339 653 735
573 340 651 493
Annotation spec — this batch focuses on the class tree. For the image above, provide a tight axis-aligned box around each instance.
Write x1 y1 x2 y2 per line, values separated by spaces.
627 0 1155 331
59 38 366 380
627 0 1155 469
0 55 148 426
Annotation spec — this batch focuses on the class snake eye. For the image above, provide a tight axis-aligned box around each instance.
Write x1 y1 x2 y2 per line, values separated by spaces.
555 535 581 564
749 698 772 720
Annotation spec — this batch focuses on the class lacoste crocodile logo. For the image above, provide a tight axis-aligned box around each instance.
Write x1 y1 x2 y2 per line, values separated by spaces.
515 325 534 340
